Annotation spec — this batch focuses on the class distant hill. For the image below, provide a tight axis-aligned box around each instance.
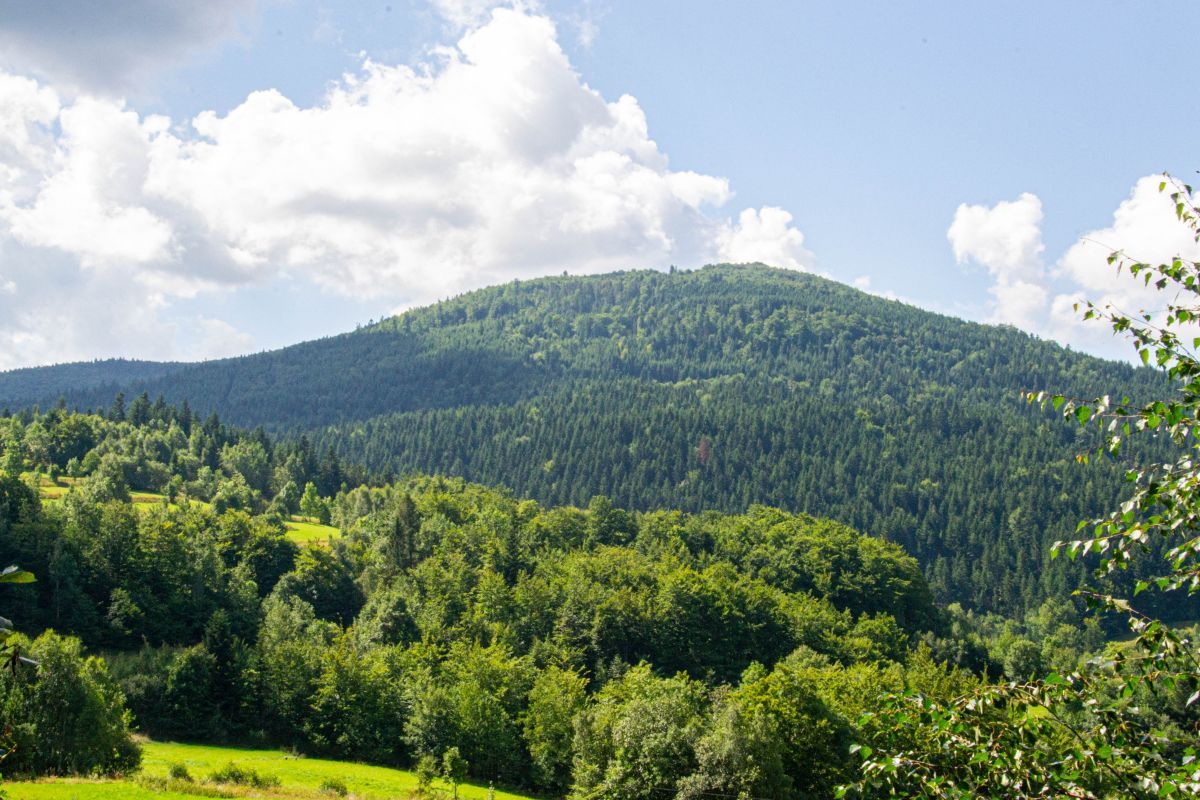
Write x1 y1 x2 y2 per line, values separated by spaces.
0 264 1168 616
0 358 186 412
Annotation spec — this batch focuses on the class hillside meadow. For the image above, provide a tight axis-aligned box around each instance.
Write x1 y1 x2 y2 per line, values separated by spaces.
30 475 339 546
6 740 535 800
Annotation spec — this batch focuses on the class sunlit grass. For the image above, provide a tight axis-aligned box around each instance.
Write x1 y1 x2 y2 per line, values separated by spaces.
7 740 537 800
284 517 340 545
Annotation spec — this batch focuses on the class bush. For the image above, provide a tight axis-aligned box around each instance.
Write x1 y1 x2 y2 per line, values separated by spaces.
0 631 141 776
416 753 439 796
168 762 194 782
208 762 280 788
319 777 349 796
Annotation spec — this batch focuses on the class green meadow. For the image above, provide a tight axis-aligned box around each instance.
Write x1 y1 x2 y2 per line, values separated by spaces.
6 740 537 799
31 476 338 545
281 517 339 545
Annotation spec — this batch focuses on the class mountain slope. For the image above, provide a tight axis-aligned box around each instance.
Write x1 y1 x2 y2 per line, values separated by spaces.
0 358 186 411
0 264 1167 615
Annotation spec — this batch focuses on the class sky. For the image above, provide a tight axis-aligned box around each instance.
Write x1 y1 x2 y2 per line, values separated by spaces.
0 0 1198 369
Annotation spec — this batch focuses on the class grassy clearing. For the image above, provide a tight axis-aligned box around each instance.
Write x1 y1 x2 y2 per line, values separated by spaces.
284 518 339 545
31 476 333 543
7 740 538 800
32 477 211 515
5 781 203 799
28 474 75 499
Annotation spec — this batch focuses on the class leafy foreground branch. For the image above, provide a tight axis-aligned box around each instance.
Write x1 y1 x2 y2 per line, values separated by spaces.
841 177 1200 799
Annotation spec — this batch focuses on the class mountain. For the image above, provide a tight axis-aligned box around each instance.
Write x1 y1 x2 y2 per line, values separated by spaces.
0 264 1167 615
0 359 186 412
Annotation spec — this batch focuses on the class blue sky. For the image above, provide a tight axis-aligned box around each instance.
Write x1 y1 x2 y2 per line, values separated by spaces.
0 0 1196 368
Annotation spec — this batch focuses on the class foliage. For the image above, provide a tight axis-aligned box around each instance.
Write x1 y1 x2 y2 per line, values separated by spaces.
207 761 280 788
0 377 1145 797
570 664 708 800
443 746 469 799
167 762 193 782
0 630 141 777
416 753 439 796
523 665 587 793
0 399 990 797
319 776 349 796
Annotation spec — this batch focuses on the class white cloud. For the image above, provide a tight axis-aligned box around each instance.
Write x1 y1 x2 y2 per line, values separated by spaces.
0 6 813 369
1045 176 1200 358
948 192 1045 280
5 97 174 267
718 207 815 271
196 317 257 361
948 192 1049 330
947 177 1200 360
1057 175 1200 294
430 0 515 29
0 0 257 94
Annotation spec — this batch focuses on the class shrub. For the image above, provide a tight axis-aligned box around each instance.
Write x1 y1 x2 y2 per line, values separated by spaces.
208 762 280 789
319 777 349 796
416 753 439 796
168 762 194 782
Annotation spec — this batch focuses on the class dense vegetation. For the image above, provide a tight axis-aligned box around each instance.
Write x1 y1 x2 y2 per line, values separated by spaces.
0 407 1121 797
0 265 1168 619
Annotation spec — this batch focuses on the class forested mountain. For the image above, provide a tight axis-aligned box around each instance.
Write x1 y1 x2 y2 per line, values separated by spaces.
0 358 186 412
0 265 1168 616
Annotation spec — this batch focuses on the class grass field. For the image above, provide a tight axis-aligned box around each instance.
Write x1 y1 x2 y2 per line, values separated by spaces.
283 517 340 545
6 740 538 799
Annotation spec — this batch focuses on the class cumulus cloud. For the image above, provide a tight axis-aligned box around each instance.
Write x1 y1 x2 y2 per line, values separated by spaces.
1046 176 1200 357
430 0 514 29
947 178 1200 360
0 6 813 369
196 317 257 361
718 207 815 271
0 0 257 94
1057 176 1200 294
948 192 1048 330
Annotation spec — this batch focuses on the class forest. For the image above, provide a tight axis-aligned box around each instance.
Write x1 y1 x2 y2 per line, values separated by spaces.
1 366 1196 798
0 266 1171 619
0 403 1148 798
